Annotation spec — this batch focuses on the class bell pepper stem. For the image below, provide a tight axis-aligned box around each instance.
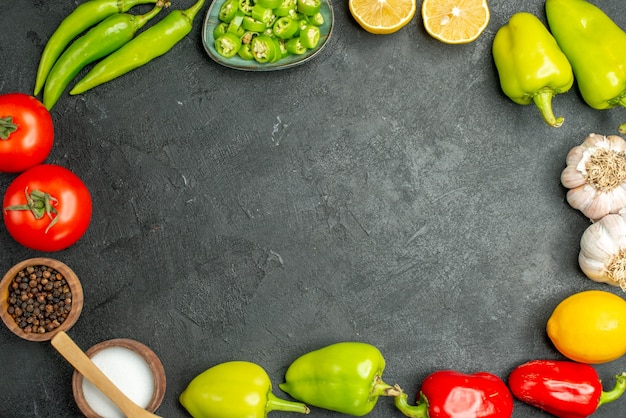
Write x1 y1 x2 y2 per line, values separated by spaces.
598 372 626 407
393 389 429 418
533 89 563 128
266 392 310 414
373 375 402 397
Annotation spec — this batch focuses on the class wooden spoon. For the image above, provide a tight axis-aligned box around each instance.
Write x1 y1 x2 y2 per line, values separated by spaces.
51 331 162 418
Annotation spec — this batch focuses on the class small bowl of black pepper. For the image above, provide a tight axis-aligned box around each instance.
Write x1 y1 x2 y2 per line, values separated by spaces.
0 258 83 342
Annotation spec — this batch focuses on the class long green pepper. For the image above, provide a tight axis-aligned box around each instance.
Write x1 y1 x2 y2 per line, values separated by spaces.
70 0 207 95
43 2 167 110
34 0 159 96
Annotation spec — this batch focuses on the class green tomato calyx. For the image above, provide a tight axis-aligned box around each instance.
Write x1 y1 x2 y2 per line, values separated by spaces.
4 187 59 233
0 116 18 140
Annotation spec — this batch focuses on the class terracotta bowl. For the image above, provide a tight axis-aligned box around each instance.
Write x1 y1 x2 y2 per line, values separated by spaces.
72 338 167 418
0 258 83 342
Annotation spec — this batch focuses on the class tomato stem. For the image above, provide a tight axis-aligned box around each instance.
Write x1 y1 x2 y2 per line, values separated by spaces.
4 187 59 233
0 116 18 140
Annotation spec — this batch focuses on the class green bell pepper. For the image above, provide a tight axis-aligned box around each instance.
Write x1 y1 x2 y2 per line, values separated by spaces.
179 361 310 417
545 0 626 132
492 12 573 128
279 342 401 416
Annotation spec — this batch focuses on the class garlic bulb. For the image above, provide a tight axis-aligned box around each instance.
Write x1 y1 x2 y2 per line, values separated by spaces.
579 211 626 291
561 133 626 221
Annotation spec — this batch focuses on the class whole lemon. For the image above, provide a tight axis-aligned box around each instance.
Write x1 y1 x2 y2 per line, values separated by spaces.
547 290 626 364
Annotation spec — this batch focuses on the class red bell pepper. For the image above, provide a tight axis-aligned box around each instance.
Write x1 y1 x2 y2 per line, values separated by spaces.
508 360 626 418
394 370 514 418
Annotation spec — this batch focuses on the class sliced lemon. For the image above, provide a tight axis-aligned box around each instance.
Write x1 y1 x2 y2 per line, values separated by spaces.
422 0 490 44
349 0 417 35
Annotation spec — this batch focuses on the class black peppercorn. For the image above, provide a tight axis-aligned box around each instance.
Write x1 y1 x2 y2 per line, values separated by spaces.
5 264 72 334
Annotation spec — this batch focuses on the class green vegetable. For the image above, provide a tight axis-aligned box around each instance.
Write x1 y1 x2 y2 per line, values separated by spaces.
299 24 320 49
279 342 401 416
215 33 242 58
69 0 206 95
297 0 320 16
179 361 310 418
251 34 278 63
33 0 159 96
546 0 626 131
273 16 299 39
42 3 165 110
492 12 573 128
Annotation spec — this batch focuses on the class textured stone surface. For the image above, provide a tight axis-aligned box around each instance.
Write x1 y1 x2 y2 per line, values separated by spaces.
1 0 625 416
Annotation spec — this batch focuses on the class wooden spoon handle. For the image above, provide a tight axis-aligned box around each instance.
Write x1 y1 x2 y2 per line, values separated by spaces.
51 331 162 418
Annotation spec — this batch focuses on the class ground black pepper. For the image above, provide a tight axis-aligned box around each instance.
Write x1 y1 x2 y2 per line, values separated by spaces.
6 265 72 334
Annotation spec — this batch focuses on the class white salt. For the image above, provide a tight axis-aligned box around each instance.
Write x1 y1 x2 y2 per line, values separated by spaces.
81 346 155 418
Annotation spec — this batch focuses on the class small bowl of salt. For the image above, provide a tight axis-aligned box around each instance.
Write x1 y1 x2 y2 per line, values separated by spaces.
72 338 166 418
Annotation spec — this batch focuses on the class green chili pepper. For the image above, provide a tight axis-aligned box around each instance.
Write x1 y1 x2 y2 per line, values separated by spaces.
218 0 239 22
279 342 401 416
286 37 307 54
215 33 242 58
251 34 278 63
238 0 255 15
42 3 165 110
213 22 229 38
299 24 320 49
243 16 267 32
226 11 246 34
251 4 274 23
274 0 297 17
238 43 255 60
297 0 320 16
257 0 282 8
546 0 626 130
179 361 310 418
492 12 573 128
273 16 299 39
34 0 159 96
70 0 206 95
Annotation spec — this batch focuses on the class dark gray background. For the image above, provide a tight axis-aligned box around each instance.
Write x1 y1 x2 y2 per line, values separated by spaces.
2 0 626 417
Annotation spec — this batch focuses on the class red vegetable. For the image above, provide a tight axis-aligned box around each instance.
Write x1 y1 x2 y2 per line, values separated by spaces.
0 93 54 173
394 370 514 418
3 164 92 251
508 359 626 418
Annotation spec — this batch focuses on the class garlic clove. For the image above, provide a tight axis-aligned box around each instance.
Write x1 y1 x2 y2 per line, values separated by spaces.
566 185 598 217
561 165 587 188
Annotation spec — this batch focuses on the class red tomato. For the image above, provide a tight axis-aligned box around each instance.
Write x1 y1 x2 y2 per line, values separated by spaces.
0 93 54 173
3 164 92 251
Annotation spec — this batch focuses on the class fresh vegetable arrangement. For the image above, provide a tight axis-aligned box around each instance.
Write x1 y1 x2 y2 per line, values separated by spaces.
0 93 54 173
211 0 325 62
509 360 626 418
4 0 626 416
